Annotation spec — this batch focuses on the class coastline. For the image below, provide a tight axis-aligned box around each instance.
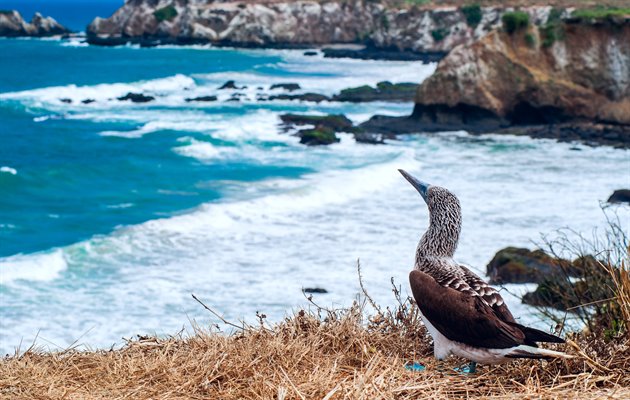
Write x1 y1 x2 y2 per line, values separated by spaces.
1 5 629 363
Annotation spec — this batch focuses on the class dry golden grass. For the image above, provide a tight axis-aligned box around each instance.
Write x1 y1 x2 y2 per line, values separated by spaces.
2 290 630 400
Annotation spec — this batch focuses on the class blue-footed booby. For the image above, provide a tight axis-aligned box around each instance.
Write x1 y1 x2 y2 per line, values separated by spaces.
398 169 570 372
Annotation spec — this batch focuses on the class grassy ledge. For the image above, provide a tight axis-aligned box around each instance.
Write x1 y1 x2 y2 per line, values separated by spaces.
1 256 629 399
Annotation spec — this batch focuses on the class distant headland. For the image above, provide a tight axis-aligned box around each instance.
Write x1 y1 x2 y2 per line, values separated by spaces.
0 10 69 37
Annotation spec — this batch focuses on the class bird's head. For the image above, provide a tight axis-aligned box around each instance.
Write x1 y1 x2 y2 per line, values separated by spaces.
398 169 462 244
398 169 460 210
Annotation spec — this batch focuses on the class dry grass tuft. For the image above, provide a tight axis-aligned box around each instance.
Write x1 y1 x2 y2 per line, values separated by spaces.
2 277 630 400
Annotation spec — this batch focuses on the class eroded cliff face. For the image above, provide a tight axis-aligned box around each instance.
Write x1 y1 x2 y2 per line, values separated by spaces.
0 10 69 37
413 19 630 126
86 0 556 52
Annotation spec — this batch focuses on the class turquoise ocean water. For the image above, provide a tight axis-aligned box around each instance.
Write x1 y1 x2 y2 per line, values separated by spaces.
0 37 628 354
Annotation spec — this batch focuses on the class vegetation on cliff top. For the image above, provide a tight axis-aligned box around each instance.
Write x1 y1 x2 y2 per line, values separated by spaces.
572 6 630 21
460 4 482 28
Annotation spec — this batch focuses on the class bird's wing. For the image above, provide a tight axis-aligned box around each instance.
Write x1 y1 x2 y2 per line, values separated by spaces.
457 264 516 323
409 269 526 349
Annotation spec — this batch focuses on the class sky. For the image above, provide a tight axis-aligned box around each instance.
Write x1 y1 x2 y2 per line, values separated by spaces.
0 0 124 31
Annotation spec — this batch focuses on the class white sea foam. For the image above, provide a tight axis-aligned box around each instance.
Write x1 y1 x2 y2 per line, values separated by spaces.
106 203 135 209
174 139 226 160
2 135 629 354
0 166 17 175
60 39 89 47
0 250 67 285
0 74 196 106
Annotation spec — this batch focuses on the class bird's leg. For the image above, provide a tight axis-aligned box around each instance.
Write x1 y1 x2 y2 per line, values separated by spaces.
454 361 477 374
466 361 477 374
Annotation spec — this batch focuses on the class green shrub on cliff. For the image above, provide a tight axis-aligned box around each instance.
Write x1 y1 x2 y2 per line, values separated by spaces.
541 23 564 48
525 33 536 48
541 8 566 48
461 4 482 28
502 11 529 34
547 7 564 24
431 28 449 42
154 5 178 23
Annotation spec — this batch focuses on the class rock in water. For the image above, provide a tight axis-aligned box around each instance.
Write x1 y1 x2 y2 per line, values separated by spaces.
0 10 70 37
270 83 301 92
185 96 218 102
280 114 355 132
117 93 155 103
486 247 574 284
298 126 340 146
218 81 246 90
267 93 330 103
303 288 328 293
607 189 630 204
333 81 418 102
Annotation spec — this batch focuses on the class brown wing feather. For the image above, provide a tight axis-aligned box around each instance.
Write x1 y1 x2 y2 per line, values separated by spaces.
410 270 526 349
458 264 516 324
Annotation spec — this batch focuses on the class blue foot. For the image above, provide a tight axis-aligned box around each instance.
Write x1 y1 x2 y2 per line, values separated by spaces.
404 361 426 372
454 361 477 374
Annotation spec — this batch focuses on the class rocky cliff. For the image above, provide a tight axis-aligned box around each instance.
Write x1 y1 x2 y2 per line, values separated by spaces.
86 0 557 54
412 17 630 128
0 10 69 37
361 16 630 147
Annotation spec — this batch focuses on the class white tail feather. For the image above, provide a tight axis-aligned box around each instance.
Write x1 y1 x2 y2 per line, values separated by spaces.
507 345 574 360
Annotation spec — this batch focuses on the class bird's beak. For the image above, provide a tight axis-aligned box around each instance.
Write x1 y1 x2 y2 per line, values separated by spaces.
398 169 430 203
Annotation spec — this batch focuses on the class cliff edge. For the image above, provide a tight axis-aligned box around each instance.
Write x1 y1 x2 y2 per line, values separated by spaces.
86 0 556 55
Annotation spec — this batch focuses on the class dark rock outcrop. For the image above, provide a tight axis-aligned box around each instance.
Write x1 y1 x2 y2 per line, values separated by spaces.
280 114 355 132
299 126 340 146
303 287 328 294
608 189 630 204
281 114 359 146
270 83 301 92
117 93 155 103
521 255 611 312
354 132 387 145
486 247 575 284
522 278 589 311
333 81 417 102
267 93 330 103
218 80 245 90
185 96 218 102
0 10 69 37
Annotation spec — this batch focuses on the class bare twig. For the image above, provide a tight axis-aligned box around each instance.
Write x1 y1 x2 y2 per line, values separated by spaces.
191 293 244 331
357 259 383 315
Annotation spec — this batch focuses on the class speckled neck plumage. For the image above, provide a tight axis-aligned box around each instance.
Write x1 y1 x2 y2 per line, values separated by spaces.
415 186 462 272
